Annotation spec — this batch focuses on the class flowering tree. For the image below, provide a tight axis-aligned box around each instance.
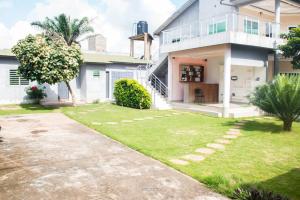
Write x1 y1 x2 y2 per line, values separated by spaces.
279 26 300 69
12 34 83 105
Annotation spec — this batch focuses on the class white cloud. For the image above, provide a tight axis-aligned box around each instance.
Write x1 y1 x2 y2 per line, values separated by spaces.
0 21 38 49
0 0 176 55
0 0 13 8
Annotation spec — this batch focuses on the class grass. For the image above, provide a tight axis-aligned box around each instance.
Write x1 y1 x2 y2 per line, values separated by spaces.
0 104 59 116
2 103 299 199
62 103 300 200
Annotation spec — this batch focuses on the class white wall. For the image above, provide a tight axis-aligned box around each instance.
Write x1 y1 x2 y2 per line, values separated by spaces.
0 58 32 104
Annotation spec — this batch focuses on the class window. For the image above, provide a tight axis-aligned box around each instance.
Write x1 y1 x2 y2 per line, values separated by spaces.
208 20 226 35
9 70 29 86
288 26 297 32
280 72 299 77
244 19 259 35
93 70 100 78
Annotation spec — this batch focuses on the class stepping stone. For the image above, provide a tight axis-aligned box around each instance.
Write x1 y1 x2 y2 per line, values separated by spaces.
215 139 231 144
227 131 240 135
165 114 173 117
207 143 225 150
133 118 145 121
121 120 133 123
79 112 87 114
105 122 118 125
172 113 180 115
182 154 205 162
195 148 215 155
144 117 154 120
235 122 245 126
169 159 190 166
229 128 240 132
264 117 273 120
92 122 102 126
224 135 238 139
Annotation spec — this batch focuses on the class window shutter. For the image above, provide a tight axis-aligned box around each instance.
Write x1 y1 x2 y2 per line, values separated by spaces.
9 70 20 85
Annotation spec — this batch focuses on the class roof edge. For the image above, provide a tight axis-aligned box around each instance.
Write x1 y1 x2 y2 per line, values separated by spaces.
153 0 198 35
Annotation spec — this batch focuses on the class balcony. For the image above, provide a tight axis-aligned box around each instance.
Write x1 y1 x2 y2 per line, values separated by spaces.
160 12 284 53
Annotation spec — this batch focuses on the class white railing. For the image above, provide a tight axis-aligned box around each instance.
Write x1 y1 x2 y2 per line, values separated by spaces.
161 12 278 46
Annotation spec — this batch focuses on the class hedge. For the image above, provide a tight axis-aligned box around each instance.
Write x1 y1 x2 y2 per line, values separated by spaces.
114 79 151 109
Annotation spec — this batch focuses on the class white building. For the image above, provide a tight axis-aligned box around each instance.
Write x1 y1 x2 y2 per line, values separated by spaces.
0 49 147 105
146 0 300 117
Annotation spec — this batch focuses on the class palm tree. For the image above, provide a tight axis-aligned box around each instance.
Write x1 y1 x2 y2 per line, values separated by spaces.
31 14 94 104
31 14 94 45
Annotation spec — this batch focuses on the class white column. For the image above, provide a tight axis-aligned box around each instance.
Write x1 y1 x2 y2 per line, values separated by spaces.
167 55 173 101
223 45 231 118
274 0 281 75
275 0 281 39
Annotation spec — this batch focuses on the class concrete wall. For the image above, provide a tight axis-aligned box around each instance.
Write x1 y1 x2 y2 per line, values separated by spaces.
159 0 199 45
240 7 300 33
0 57 142 105
168 56 207 101
0 57 59 104
199 0 238 21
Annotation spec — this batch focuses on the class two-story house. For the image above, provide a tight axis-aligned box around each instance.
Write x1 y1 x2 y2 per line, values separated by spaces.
150 0 300 117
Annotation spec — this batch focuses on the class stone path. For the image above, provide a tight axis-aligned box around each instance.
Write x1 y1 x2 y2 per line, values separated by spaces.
170 120 245 166
0 113 228 200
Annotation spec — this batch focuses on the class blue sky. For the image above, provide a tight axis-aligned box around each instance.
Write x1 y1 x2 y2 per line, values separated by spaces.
0 0 186 51
0 0 186 27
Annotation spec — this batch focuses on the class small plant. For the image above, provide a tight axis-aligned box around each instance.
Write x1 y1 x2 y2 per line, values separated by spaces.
26 85 47 101
114 79 151 109
232 187 289 200
250 75 300 131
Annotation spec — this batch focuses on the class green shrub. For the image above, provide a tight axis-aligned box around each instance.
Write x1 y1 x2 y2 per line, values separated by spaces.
233 187 289 200
114 79 151 109
26 85 47 100
250 75 300 131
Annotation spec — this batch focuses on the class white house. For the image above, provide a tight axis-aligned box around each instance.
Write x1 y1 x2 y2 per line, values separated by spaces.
0 49 147 105
146 0 300 117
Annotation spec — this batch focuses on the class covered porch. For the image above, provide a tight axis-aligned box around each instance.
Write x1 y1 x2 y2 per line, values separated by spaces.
167 44 269 117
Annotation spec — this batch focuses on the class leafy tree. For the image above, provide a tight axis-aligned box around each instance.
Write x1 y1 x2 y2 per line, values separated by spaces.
250 75 300 131
31 14 94 103
12 34 83 105
279 26 300 69
31 14 94 46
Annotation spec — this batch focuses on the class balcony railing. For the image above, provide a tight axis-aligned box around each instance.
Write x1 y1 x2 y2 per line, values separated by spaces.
161 12 278 46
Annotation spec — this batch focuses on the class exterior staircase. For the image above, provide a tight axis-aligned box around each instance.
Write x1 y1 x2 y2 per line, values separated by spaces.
137 55 171 110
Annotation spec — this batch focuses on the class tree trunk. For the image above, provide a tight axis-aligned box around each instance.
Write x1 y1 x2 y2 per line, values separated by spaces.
283 120 293 132
65 81 76 106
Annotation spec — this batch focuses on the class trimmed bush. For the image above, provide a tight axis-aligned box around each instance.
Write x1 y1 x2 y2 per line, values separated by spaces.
114 79 151 109
233 187 289 200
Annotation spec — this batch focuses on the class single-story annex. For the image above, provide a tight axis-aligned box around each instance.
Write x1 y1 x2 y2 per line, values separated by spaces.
0 49 147 104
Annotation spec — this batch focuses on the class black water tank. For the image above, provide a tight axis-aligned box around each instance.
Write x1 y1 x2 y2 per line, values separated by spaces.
137 21 148 35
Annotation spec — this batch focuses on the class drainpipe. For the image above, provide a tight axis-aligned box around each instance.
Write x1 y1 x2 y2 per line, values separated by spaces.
274 0 281 76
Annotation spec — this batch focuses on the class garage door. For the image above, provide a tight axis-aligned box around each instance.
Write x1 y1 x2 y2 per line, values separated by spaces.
109 71 134 99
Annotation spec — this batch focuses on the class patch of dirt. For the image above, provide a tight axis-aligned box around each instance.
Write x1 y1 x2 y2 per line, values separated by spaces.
31 130 48 134
16 119 30 123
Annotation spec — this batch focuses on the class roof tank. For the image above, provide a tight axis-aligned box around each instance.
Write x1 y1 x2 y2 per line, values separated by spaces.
137 21 148 35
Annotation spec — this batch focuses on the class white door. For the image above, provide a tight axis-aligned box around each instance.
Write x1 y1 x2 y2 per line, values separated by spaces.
58 82 69 100
109 70 135 99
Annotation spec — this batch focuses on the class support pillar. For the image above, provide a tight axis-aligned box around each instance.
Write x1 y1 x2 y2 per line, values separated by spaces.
223 45 231 118
274 0 281 76
130 39 134 57
167 55 173 102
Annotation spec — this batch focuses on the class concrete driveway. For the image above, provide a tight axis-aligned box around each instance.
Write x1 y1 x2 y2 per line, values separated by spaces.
0 113 227 200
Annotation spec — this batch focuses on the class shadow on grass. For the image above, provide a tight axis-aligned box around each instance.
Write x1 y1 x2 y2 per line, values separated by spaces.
238 168 300 200
19 104 58 111
241 120 283 134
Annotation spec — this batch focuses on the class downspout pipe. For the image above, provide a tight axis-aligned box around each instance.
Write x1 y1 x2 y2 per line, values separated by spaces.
220 0 236 7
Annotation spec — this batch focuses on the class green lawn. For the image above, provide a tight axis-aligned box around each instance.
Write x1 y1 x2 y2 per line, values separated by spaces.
0 104 59 116
62 103 300 200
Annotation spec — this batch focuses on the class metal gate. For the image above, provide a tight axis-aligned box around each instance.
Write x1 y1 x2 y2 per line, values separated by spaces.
109 70 134 99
